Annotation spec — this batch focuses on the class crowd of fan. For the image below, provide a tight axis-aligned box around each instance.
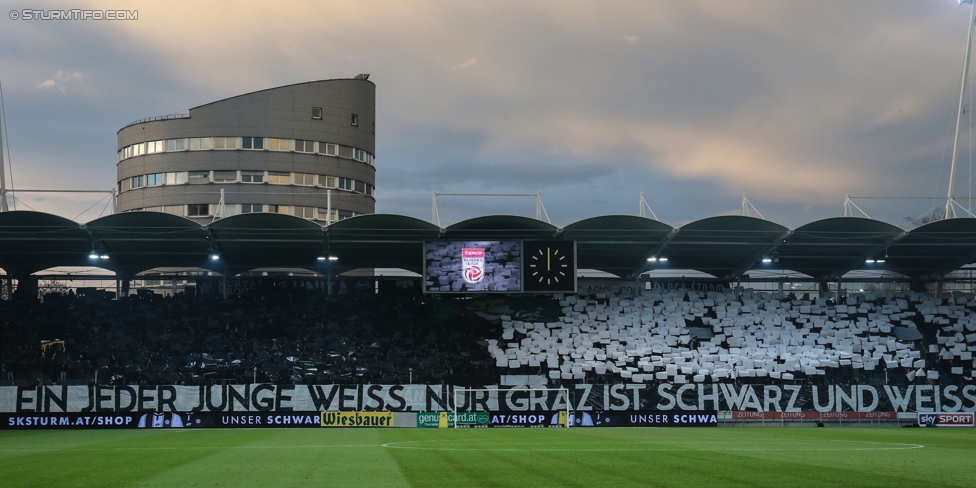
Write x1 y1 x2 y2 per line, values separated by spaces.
3 284 975 389
499 289 976 387
0 285 496 387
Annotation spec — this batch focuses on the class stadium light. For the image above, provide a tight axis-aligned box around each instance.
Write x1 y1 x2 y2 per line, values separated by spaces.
647 257 657 262
317 256 327 261
865 259 875 264
876 259 886 263
658 257 668 262
328 256 339 261
99 254 109 260
210 253 220 261
88 252 99 260
761 258 772 263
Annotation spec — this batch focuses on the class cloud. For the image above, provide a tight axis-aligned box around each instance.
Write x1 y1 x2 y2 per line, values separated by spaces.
37 70 86 94
452 57 478 71
4 0 975 226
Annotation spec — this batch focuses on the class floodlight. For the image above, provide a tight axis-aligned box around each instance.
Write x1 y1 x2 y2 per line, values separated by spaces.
210 254 220 261
317 256 327 261
658 257 668 262
865 259 875 264
99 255 109 260
647 257 657 262
328 256 339 261
761 258 772 263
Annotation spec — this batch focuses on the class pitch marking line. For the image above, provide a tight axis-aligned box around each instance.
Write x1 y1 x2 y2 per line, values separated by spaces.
379 440 925 451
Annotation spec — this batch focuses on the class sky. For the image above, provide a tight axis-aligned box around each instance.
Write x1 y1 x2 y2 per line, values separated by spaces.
1 0 976 228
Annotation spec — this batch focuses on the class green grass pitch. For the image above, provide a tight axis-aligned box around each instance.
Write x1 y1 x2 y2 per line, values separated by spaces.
1 427 974 487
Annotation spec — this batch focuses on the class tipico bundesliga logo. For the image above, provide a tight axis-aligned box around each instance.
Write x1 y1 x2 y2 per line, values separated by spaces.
461 248 485 284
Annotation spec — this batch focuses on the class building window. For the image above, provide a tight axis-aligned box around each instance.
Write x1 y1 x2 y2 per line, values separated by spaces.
338 177 354 191
213 170 237 183
268 205 290 215
338 145 354 159
320 175 336 188
312 107 322 120
189 137 213 150
188 171 210 184
338 210 355 220
317 208 338 223
146 173 163 186
166 139 186 151
319 143 337 156
268 138 291 151
133 143 146 156
242 137 264 150
241 204 264 213
295 206 314 219
354 149 369 162
296 140 314 153
268 172 290 184
351 113 358 126
214 137 239 149
365 183 374 196
146 140 163 154
131 175 145 189
295 173 314 186
241 172 264 183
187 204 209 217
165 172 186 185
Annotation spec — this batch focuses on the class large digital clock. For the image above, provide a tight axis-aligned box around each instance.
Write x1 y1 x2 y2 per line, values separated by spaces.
523 240 576 292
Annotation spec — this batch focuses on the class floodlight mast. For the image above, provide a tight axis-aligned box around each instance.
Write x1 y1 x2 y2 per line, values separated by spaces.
945 0 976 219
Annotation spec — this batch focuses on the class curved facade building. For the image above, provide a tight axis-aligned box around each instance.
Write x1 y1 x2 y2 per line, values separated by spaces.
116 78 375 223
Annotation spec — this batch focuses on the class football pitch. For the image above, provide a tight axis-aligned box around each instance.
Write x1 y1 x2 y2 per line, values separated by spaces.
1 427 973 487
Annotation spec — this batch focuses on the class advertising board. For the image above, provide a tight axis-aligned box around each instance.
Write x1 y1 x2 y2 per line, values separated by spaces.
0 411 323 429
320 411 394 427
569 411 718 427
917 412 974 427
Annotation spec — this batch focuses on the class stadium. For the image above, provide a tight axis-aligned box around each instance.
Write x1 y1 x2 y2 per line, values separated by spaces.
3 7 976 488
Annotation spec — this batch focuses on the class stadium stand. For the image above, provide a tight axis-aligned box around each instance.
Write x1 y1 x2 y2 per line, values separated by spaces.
0 287 496 387
3 284 976 389
492 289 976 387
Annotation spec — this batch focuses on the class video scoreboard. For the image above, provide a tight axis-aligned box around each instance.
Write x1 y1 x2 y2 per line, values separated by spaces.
423 240 576 294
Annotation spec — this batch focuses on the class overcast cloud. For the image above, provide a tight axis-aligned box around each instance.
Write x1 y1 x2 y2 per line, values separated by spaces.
0 0 974 227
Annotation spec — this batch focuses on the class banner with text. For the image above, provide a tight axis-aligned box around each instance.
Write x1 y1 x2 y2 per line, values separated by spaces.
2 384 975 414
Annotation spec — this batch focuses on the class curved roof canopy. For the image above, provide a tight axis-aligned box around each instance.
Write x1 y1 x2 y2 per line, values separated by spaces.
1 211 976 281
562 215 674 278
775 217 904 280
652 216 789 281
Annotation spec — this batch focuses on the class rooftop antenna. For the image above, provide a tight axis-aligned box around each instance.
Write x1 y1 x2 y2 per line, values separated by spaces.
945 0 976 219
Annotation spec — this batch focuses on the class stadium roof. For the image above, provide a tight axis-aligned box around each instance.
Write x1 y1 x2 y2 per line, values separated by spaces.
1 210 975 281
